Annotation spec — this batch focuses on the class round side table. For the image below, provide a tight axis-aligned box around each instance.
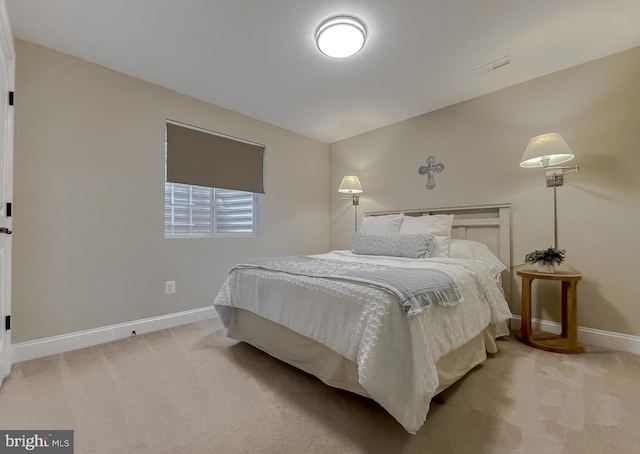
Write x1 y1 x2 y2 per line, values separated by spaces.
516 269 584 354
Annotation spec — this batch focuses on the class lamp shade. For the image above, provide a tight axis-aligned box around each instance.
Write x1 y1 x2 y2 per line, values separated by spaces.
520 133 574 168
338 175 362 194
316 16 367 58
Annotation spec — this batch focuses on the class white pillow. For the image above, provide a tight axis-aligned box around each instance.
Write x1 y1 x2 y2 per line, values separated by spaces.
399 215 454 257
352 232 436 258
360 214 404 235
449 239 506 277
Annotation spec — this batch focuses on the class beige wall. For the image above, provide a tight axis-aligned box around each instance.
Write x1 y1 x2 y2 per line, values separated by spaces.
331 46 640 337
12 37 640 342
12 39 330 342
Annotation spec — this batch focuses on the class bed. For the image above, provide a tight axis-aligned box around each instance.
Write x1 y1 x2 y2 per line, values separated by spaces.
213 204 513 434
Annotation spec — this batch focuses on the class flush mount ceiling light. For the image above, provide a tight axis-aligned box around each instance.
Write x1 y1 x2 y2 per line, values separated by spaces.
315 16 367 58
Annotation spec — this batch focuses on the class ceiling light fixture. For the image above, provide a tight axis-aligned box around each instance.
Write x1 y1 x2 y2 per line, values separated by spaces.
315 16 367 58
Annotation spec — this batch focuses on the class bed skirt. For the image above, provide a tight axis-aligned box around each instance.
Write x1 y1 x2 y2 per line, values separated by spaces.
226 308 509 399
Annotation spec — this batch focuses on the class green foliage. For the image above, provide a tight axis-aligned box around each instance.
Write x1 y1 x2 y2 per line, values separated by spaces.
524 246 566 266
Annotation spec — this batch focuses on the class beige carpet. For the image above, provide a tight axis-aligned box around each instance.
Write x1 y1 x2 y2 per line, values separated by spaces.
0 320 638 454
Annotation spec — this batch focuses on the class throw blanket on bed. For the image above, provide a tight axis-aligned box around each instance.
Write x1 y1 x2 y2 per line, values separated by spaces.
234 255 462 316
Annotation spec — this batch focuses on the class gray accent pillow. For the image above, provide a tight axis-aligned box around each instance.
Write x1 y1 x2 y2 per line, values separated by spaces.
352 232 436 258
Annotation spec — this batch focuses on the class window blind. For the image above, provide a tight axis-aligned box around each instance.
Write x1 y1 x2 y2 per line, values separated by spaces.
164 183 213 237
166 122 265 194
214 189 255 234
164 183 257 237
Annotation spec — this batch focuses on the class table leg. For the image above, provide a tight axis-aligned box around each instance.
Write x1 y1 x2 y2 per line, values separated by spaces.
561 280 569 337
521 277 533 341
566 280 579 348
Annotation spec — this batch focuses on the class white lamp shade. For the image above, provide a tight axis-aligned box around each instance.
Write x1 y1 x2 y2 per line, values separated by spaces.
338 175 362 194
316 16 366 58
520 133 574 168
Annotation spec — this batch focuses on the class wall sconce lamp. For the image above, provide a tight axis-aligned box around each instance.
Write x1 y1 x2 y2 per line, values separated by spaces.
520 133 579 247
338 175 363 231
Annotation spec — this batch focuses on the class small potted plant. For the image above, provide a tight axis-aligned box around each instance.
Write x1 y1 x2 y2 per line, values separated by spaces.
524 246 566 273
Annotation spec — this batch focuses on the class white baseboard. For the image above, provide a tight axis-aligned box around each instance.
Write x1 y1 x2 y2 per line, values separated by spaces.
11 310 639 363
12 306 219 363
510 316 640 355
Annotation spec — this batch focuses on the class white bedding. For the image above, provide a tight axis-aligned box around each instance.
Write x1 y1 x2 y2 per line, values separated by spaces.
214 250 512 433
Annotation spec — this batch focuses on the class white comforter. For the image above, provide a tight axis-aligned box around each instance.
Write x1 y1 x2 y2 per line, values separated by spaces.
214 250 512 433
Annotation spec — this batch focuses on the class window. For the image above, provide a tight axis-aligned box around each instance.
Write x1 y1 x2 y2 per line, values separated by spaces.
164 121 264 238
164 183 257 237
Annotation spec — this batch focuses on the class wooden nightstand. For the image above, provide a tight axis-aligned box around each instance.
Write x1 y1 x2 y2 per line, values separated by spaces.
516 270 584 354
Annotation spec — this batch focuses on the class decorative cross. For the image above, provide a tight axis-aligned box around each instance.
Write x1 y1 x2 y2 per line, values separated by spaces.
418 156 444 190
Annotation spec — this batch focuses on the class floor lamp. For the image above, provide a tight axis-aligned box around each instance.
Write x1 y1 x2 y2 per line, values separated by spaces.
520 133 579 248
338 176 363 232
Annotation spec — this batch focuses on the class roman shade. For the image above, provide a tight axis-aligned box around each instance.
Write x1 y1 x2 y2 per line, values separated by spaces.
166 122 265 194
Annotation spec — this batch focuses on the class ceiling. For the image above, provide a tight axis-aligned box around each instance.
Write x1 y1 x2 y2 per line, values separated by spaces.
6 0 640 144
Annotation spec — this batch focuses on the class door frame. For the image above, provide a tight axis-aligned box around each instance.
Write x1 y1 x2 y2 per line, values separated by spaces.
0 0 15 385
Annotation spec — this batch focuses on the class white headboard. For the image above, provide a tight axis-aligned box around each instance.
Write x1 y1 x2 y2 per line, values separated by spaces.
365 203 511 303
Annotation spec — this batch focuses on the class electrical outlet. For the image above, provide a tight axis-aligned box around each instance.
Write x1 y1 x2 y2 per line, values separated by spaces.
165 280 176 294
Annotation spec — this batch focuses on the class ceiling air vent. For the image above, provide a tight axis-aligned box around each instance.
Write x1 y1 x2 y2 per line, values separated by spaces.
470 56 511 77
